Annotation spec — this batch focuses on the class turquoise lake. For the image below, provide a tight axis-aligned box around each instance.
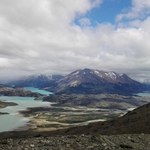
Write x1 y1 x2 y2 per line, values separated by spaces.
137 92 150 97
0 88 52 132
24 87 53 95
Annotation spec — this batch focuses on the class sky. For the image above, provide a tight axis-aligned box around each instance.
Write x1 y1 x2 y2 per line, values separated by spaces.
0 0 150 82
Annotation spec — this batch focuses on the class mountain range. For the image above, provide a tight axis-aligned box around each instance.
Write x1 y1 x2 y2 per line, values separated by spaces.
8 68 147 95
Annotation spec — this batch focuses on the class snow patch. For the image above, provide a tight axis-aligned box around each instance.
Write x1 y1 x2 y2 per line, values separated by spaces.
70 80 79 87
72 71 79 76
94 70 103 78
105 72 117 79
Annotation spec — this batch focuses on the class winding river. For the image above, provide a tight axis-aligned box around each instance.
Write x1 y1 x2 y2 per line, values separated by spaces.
0 88 52 132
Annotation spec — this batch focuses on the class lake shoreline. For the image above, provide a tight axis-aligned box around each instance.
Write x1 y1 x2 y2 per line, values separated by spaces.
0 90 150 133
0 95 52 133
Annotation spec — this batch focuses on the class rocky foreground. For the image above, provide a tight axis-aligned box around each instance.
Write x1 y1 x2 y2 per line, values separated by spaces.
0 134 150 150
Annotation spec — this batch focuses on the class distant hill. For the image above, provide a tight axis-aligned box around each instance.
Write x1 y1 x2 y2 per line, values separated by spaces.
54 68 145 95
9 74 63 88
59 102 150 135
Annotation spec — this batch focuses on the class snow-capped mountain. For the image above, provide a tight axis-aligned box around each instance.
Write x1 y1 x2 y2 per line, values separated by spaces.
55 68 144 94
8 68 146 94
59 69 137 84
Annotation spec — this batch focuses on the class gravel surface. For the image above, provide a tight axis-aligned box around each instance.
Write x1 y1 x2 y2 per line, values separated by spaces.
0 134 150 150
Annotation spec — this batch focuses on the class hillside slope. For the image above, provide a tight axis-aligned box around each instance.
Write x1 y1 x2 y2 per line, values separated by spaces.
62 102 150 135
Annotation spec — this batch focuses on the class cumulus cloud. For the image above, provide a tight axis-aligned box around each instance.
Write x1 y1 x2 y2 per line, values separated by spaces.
116 0 150 21
0 0 149 82
78 18 91 27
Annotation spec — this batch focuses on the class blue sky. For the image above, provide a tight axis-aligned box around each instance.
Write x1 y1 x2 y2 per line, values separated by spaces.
76 0 132 26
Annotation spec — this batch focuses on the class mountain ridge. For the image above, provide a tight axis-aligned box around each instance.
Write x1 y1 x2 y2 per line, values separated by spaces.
55 68 145 94
8 68 146 95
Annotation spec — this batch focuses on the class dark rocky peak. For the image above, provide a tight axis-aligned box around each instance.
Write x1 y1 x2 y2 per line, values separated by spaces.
54 68 144 94
57 69 106 87
58 68 137 85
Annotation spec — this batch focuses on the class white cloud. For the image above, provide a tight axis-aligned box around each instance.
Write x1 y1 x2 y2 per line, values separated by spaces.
0 0 150 82
116 0 150 21
78 18 91 27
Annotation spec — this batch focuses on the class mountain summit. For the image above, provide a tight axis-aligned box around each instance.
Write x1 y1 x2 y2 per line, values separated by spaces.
55 68 144 94
57 68 137 85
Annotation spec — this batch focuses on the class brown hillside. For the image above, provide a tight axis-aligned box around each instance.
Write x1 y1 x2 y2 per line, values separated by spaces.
62 103 150 135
